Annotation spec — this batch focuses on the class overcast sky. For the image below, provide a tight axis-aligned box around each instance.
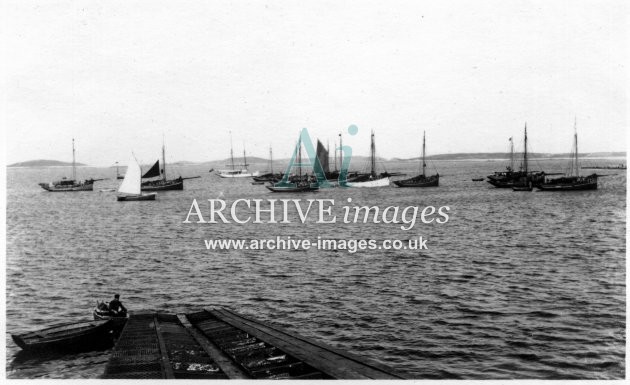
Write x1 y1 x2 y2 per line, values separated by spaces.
3 0 627 166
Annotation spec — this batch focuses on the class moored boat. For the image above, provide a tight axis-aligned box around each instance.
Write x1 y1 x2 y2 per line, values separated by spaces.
486 136 524 188
267 134 320 192
141 139 198 190
252 146 280 182
512 124 533 192
346 131 390 188
11 319 114 351
218 133 259 178
93 302 129 330
394 131 439 187
39 139 98 191
537 119 598 191
266 182 319 192
115 161 124 180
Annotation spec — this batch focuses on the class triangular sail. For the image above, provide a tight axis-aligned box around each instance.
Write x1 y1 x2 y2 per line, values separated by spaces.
316 140 329 173
118 156 141 195
142 160 160 178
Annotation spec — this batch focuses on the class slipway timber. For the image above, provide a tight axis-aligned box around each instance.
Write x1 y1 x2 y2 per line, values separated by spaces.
103 307 406 379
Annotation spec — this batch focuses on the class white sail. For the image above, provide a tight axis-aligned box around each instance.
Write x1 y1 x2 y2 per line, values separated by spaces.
118 156 141 195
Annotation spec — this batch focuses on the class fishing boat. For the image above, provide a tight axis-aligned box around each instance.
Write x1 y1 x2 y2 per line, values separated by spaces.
487 128 546 188
252 146 282 182
538 120 598 191
347 131 390 187
218 133 260 178
38 139 100 191
266 181 319 192
117 156 157 201
512 124 533 191
11 319 114 351
267 136 319 192
115 162 124 179
394 131 439 187
141 140 199 190
486 136 525 188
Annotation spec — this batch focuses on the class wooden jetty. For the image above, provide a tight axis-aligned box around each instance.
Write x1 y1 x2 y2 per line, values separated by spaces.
103 307 406 379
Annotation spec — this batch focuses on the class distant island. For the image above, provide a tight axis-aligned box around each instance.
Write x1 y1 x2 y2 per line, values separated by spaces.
7 159 87 168
8 151 625 168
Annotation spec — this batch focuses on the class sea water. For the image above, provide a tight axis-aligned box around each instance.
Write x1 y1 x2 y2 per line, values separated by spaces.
5 159 626 379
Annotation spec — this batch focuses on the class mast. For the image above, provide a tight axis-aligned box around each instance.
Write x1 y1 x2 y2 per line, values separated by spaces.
339 133 343 171
269 145 273 174
333 138 338 172
162 135 166 181
243 144 247 171
524 123 528 173
298 137 302 178
115 161 119 178
327 140 330 173
422 131 426 177
72 138 76 180
229 132 235 170
370 130 376 177
509 137 514 172
574 117 579 177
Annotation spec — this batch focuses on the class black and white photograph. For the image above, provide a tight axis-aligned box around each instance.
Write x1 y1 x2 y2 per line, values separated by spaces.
2 0 627 381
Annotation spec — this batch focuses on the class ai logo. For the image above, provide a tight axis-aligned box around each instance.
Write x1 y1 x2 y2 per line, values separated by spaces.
274 125 359 188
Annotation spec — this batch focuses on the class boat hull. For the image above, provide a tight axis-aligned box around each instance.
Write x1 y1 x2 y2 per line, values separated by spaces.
347 177 390 188
486 177 517 188
537 182 597 191
394 174 439 187
93 309 129 330
537 175 598 191
266 185 319 193
11 320 114 351
117 193 157 201
39 182 94 192
218 171 260 178
141 179 183 191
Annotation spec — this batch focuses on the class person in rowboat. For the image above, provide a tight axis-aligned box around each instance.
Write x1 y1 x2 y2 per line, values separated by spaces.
109 294 127 317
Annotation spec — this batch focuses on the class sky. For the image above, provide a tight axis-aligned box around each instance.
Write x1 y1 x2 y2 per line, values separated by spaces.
2 0 628 166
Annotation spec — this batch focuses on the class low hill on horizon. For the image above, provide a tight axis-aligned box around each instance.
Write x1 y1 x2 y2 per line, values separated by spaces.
9 151 625 168
8 159 87 168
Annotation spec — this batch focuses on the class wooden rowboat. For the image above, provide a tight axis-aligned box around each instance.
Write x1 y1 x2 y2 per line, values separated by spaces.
12 319 114 351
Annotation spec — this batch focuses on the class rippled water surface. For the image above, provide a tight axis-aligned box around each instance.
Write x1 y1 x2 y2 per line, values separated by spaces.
5 159 626 379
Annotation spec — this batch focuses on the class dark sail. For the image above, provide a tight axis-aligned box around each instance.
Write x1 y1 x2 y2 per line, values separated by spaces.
316 140 329 173
142 160 161 179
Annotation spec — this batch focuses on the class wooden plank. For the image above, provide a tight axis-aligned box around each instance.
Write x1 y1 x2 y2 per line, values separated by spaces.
153 315 175 379
219 307 408 378
176 314 250 379
206 308 372 379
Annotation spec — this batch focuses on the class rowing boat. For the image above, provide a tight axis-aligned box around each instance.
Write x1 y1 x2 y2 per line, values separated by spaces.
12 319 114 351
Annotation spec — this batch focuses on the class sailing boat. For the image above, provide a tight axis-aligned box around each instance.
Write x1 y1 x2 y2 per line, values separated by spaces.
115 162 124 180
117 156 157 201
252 146 281 182
394 131 439 187
141 139 198 191
39 139 99 191
267 136 319 192
346 131 390 187
217 133 260 178
537 119 598 191
512 124 533 191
